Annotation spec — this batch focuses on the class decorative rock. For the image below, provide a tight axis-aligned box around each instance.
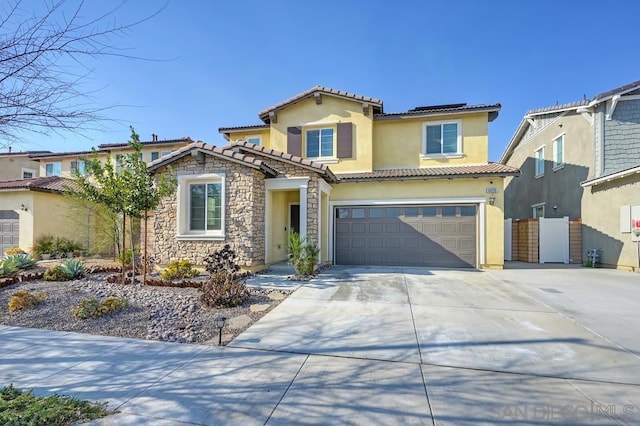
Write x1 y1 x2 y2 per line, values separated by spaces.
227 314 252 330
249 303 270 313
268 292 286 301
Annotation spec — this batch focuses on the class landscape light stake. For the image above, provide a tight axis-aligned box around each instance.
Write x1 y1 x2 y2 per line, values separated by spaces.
213 315 227 346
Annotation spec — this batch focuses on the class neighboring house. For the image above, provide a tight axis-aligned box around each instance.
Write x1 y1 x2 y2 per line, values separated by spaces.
149 86 519 271
0 150 52 180
0 177 80 255
501 79 640 271
29 137 193 178
0 136 194 255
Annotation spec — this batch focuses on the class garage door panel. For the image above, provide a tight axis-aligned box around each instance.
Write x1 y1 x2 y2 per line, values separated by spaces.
0 214 19 255
335 205 477 268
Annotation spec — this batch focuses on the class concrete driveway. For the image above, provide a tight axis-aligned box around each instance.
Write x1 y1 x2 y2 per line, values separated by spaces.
1 265 639 424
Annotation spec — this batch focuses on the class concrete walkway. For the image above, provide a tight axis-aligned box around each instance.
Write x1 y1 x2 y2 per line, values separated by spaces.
1 265 639 424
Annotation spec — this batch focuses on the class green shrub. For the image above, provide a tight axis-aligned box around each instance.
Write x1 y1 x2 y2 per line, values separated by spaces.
119 248 139 266
8 291 47 313
72 297 129 319
7 253 37 270
287 232 319 277
161 259 200 280
200 270 249 308
33 234 55 256
60 259 86 280
0 385 109 424
0 257 18 277
43 265 72 281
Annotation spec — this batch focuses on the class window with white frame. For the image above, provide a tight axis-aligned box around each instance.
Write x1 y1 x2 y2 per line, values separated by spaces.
178 174 225 238
532 203 545 218
306 128 334 158
70 160 86 176
245 135 262 145
45 162 61 177
161 151 172 157
423 121 461 155
534 147 545 177
21 168 36 179
151 151 159 161
553 135 564 169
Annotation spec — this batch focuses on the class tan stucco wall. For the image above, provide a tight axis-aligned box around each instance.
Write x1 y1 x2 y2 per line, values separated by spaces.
0 156 40 180
330 177 505 268
226 129 271 146
372 113 490 169
582 174 640 271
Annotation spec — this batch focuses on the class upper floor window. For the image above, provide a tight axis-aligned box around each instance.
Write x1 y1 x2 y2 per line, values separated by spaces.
306 128 334 158
70 160 86 176
151 151 159 161
534 147 544 177
161 151 172 157
553 135 564 169
21 168 36 179
423 121 461 155
245 135 262 145
45 162 61 177
532 203 545 218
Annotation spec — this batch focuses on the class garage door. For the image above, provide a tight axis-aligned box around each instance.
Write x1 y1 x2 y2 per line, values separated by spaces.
335 205 477 267
0 211 19 256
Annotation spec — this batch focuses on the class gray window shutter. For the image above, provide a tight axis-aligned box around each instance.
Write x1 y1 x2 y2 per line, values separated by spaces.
287 126 302 157
336 122 353 158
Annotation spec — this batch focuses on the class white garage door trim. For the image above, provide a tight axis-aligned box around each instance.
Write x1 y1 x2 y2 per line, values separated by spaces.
329 197 486 266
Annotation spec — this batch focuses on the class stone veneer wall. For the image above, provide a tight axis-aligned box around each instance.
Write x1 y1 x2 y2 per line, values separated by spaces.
149 155 266 267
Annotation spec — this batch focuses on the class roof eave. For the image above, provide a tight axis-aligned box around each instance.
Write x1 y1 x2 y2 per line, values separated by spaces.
374 105 501 121
337 171 520 183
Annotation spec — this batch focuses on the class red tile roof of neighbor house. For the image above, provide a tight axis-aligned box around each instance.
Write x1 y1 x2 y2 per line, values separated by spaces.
258 86 384 122
147 141 278 177
29 150 95 159
337 163 521 181
230 140 338 182
0 176 77 193
98 137 194 149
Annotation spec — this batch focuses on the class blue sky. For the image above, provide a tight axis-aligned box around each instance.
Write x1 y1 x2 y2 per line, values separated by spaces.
11 0 640 161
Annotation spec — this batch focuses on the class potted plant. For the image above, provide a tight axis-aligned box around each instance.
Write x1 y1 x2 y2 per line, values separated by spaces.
33 234 55 260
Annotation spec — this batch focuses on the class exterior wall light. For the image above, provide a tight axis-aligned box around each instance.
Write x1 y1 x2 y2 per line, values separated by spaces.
488 195 496 206
213 315 227 346
19 204 28 211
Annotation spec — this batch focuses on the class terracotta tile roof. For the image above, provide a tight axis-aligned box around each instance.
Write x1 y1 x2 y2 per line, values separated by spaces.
337 163 520 182
29 150 95 159
147 141 277 177
218 124 269 133
526 100 589 116
0 176 77 193
375 103 501 120
230 140 338 182
258 86 383 122
0 150 51 157
98 137 193 149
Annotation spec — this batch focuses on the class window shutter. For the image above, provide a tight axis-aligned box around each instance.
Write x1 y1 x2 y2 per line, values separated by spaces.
336 122 353 158
287 126 302 157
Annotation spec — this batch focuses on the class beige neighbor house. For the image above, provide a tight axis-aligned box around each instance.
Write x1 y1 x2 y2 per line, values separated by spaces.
500 79 640 271
148 86 519 271
0 137 193 256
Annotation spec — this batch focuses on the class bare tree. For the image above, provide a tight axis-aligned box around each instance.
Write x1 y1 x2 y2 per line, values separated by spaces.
0 0 162 144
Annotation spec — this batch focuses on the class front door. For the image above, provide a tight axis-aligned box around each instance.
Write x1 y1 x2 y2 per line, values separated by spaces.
289 204 300 235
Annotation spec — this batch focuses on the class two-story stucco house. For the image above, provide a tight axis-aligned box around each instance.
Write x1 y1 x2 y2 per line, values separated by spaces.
148 86 519 270
501 79 640 271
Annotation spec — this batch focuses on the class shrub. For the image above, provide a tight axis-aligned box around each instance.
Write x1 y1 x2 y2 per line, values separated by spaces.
8 291 47 313
199 270 249 308
7 253 37 270
43 265 72 281
72 297 128 319
33 234 55 257
0 258 18 277
287 232 319 277
204 244 241 275
60 259 86 280
161 259 200 280
4 247 25 256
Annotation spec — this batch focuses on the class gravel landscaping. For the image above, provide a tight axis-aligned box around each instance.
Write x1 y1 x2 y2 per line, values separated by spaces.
0 268 291 345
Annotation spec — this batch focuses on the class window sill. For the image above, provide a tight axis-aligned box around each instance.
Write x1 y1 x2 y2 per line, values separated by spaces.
535 173 544 179
553 164 564 172
177 234 225 241
421 153 463 160
308 157 339 164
